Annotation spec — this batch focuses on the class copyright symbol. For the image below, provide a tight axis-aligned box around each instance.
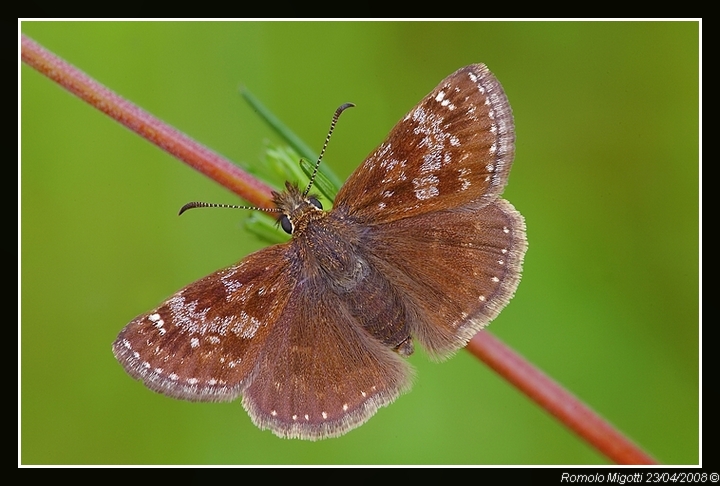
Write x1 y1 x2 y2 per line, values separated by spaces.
710 473 718 482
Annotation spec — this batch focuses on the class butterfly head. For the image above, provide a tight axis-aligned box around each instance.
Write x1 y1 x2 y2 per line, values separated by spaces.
272 181 326 236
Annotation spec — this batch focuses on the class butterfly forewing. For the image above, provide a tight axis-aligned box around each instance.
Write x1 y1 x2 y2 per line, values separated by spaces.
112 245 296 401
335 64 515 224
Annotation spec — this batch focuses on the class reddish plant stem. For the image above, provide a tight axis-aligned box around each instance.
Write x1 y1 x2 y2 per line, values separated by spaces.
467 332 658 464
21 34 658 465
21 34 275 210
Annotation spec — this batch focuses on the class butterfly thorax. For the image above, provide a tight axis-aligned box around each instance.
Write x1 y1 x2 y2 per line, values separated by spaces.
271 182 360 287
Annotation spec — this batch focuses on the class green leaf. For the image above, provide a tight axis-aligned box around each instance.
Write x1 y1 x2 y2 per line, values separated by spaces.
240 87 344 191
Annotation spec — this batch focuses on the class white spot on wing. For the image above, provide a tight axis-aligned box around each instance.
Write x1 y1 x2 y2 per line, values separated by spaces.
459 167 472 191
413 174 440 200
220 268 242 298
168 296 209 334
420 154 441 174
235 310 262 339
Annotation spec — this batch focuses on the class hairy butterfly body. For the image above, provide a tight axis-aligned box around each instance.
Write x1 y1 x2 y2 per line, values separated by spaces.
113 63 527 440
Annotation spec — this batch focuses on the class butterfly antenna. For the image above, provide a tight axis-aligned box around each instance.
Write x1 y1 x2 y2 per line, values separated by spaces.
178 201 281 216
303 102 355 197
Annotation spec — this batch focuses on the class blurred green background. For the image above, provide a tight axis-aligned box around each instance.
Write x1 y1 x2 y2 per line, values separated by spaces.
20 21 699 465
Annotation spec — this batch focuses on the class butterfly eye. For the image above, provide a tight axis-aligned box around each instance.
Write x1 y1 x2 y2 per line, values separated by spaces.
279 214 294 234
308 197 323 210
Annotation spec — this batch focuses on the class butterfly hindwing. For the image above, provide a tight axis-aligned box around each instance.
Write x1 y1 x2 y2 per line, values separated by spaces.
364 198 527 359
241 276 413 440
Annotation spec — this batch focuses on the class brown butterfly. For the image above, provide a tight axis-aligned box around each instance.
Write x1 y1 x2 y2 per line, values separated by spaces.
112 63 527 440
